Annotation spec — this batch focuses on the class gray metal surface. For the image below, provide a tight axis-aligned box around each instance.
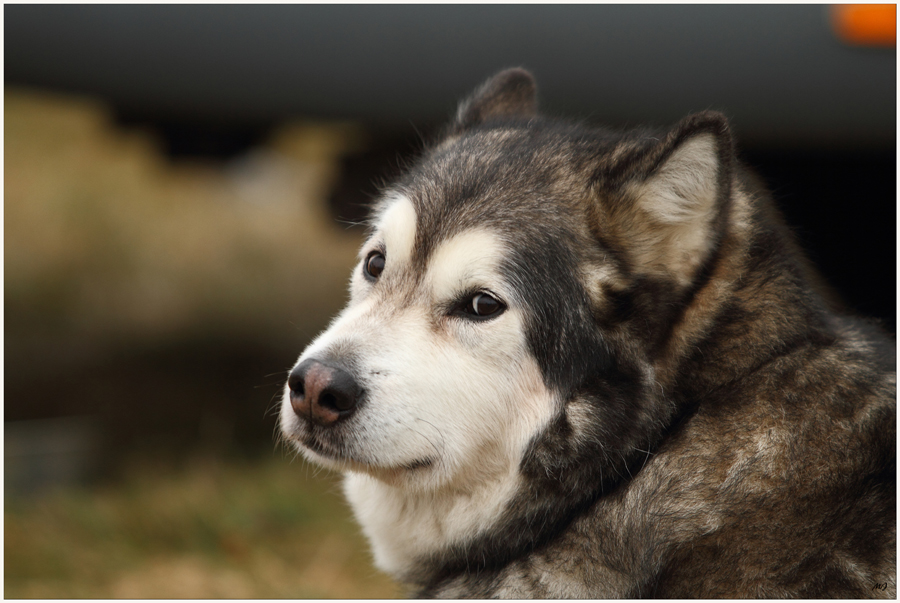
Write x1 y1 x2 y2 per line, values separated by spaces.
5 5 895 146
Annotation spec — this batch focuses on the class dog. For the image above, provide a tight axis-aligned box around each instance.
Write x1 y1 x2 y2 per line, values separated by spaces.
279 68 895 597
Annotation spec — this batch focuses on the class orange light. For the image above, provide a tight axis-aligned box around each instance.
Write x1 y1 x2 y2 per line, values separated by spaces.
831 4 896 47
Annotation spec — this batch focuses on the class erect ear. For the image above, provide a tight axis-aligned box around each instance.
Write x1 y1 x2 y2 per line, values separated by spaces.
450 68 537 134
598 112 734 286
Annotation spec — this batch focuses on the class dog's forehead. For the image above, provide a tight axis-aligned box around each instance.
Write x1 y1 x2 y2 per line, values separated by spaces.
364 125 628 305
386 128 599 266
371 193 417 265
370 194 510 295
425 228 510 301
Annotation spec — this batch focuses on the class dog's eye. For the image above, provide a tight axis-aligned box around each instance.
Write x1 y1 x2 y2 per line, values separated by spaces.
364 251 385 280
462 292 505 320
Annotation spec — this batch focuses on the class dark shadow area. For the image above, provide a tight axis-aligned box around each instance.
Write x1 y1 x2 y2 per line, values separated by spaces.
5 336 295 489
742 148 896 333
115 112 276 162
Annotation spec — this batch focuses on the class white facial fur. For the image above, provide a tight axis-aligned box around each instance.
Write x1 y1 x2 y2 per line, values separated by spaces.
279 194 557 576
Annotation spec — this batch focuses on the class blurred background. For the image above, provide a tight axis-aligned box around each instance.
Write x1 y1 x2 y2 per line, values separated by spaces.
4 4 895 598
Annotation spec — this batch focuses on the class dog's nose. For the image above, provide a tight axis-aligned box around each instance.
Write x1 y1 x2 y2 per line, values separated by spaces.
288 358 361 426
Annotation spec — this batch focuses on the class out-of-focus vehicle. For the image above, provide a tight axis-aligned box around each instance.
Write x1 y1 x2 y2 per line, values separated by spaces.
5 5 895 148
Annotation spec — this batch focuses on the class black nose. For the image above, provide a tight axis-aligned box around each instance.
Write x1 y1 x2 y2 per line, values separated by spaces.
288 358 362 426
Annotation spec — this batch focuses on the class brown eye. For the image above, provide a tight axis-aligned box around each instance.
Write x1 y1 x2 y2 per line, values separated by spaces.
364 251 385 280
464 292 505 319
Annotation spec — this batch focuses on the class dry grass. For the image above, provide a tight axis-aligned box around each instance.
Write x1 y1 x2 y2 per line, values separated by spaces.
3 88 401 598
4 87 365 347
5 456 402 598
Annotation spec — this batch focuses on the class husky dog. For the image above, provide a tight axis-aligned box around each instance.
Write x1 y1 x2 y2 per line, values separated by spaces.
280 69 895 598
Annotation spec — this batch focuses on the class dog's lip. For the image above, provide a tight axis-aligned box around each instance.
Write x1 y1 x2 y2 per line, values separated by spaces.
300 432 434 473
300 431 344 461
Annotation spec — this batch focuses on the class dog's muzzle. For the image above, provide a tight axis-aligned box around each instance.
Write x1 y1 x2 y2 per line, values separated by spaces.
288 358 362 427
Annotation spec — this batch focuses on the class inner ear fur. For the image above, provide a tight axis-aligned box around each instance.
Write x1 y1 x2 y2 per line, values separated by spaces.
597 112 734 286
450 68 537 134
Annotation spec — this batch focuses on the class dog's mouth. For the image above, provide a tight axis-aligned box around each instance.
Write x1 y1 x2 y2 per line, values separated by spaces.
298 431 434 474
300 431 344 461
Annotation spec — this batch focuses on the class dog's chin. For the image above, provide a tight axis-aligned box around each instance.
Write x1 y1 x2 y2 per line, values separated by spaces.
281 409 439 485
294 433 436 485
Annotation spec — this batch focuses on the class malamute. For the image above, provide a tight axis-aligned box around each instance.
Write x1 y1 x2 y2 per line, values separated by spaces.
279 69 895 597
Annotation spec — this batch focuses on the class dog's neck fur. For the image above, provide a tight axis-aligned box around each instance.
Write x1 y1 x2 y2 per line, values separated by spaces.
343 442 526 583
658 180 834 401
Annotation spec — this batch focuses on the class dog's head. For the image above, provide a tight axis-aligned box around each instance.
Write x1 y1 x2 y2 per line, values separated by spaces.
280 69 735 500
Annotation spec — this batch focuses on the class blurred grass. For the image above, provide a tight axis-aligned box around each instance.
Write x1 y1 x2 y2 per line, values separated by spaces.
4 87 364 349
5 456 402 598
4 88 400 597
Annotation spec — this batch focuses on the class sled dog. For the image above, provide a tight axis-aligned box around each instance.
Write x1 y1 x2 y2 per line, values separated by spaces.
280 68 895 597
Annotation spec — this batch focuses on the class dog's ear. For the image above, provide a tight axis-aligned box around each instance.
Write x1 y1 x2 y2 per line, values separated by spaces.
596 112 734 286
451 68 537 134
